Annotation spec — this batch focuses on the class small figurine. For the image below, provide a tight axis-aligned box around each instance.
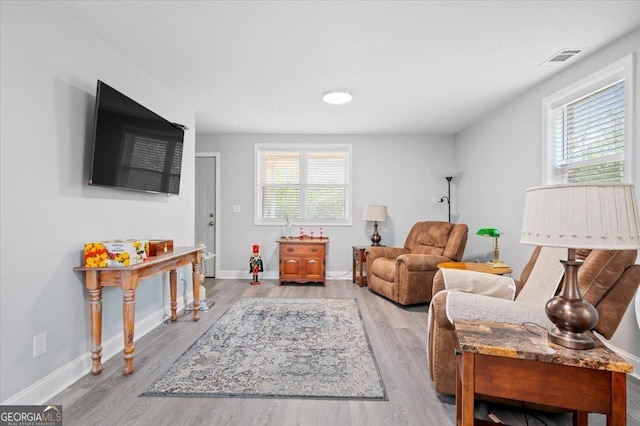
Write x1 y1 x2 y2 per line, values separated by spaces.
249 244 264 285
285 213 293 240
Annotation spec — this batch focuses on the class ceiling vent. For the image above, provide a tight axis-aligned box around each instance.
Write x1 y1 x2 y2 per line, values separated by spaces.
540 48 585 66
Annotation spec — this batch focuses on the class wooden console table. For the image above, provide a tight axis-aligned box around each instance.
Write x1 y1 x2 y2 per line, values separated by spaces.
455 319 632 426
74 246 202 376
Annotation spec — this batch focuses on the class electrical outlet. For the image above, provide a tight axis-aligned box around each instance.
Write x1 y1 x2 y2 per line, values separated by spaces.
232 205 241 213
33 332 47 358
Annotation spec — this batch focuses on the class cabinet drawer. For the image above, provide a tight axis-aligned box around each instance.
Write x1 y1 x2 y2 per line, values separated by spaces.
280 243 325 257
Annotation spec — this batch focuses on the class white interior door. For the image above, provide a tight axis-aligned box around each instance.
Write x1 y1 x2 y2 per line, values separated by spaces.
195 156 216 277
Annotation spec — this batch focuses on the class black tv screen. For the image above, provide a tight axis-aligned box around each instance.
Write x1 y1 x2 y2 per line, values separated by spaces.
88 80 185 195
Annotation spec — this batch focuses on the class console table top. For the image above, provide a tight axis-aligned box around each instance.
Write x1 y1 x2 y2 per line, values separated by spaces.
74 246 201 271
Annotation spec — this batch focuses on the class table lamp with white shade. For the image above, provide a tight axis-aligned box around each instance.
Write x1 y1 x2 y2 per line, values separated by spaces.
363 205 387 246
520 183 640 349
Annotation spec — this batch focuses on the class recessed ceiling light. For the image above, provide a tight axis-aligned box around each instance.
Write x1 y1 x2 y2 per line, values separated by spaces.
322 91 352 105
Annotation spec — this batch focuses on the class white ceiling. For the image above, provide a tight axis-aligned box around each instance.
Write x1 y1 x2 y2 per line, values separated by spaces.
59 1 640 135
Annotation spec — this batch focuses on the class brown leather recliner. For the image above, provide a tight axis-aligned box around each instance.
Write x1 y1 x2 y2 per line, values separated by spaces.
365 221 468 305
428 246 640 395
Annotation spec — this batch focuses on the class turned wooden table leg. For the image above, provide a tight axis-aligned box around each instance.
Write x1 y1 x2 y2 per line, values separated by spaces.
122 271 138 376
86 271 103 375
192 253 202 321
169 269 178 321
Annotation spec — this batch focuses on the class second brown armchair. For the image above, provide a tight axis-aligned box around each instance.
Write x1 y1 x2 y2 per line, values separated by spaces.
427 247 640 395
366 221 468 305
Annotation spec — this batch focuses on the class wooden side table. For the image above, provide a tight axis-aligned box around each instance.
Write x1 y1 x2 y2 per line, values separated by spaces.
352 246 368 287
454 319 632 426
438 261 512 275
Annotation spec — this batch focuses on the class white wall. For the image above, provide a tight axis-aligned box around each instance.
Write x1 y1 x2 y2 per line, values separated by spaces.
0 2 196 402
196 134 456 278
455 29 640 368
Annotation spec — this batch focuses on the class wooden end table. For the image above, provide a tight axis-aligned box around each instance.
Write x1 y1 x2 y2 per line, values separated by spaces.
352 246 368 287
438 261 512 275
454 319 632 426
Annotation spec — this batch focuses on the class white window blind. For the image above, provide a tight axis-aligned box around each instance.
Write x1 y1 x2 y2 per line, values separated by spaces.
550 80 625 183
255 145 352 225
543 55 634 185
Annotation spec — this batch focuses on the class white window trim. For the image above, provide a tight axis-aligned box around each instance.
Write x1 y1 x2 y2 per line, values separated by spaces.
541 54 634 184
254 143 353 226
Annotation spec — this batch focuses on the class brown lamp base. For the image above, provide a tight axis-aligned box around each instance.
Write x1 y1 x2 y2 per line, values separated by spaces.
370 221 382 246
485 260 510 268
545 249 599 350
548 327 595 350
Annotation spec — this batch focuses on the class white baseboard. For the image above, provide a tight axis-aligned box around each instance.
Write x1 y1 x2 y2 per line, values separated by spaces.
1 292 193 406
217 270 279 279
216 270 351 281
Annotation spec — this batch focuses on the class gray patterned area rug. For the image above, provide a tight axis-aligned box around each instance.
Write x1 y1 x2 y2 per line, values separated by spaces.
141 297 387 400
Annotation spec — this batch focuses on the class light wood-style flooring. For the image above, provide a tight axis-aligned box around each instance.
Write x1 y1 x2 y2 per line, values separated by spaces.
51 279 640 425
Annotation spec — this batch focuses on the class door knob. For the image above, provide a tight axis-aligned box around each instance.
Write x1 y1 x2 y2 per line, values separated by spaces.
208 221 214 226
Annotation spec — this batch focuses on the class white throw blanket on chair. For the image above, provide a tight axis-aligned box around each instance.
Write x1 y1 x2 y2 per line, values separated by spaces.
440 269 516 300
443 247 567 328
514 247 567 304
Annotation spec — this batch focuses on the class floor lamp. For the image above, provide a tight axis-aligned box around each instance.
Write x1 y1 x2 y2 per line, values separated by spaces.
439 170 458 223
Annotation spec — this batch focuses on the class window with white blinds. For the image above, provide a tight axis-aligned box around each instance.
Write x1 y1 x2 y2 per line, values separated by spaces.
543 55 633 185
255 144 352 225
550 80 625 183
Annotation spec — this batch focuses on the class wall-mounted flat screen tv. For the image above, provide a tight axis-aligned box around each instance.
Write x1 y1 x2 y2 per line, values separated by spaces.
88 80 185 195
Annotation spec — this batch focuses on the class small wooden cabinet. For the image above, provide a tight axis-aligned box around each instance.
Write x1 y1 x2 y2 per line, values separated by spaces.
277 237 329 285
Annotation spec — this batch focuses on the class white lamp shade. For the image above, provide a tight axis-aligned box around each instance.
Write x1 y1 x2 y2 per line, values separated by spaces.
363 205 387 222
440 169 459 179
520 183 640 249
